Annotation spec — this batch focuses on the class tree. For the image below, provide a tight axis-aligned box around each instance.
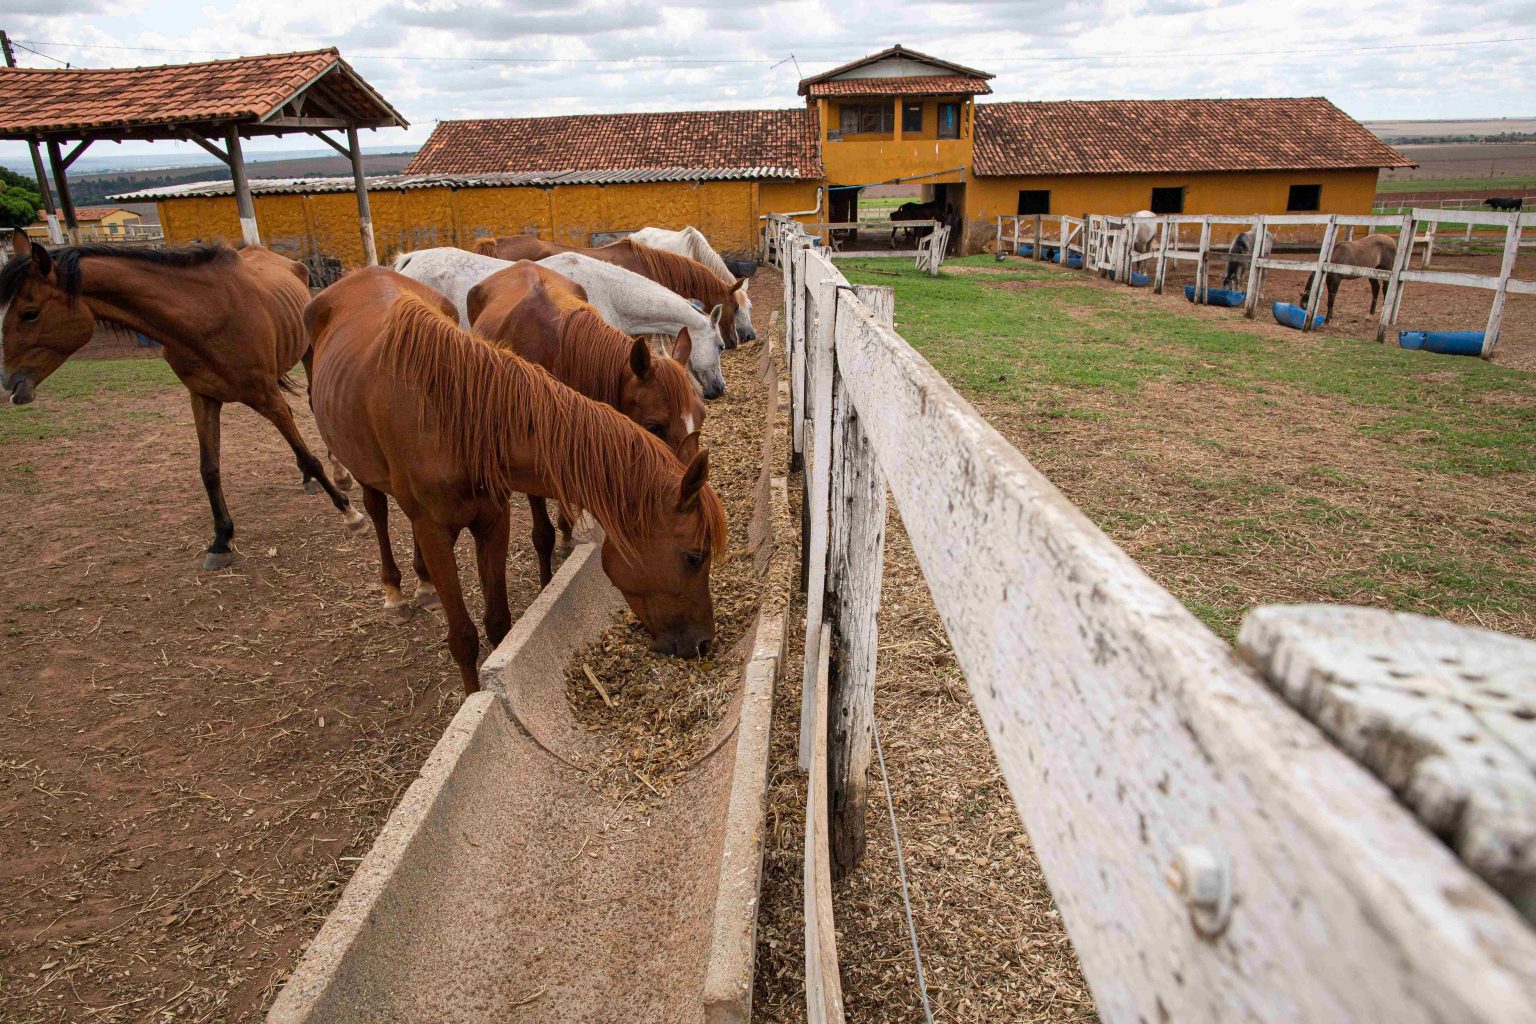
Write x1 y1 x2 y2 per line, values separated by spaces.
0 164 39 192
0 183 41 230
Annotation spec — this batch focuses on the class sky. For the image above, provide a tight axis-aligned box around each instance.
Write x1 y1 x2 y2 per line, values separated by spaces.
3 0 1534 167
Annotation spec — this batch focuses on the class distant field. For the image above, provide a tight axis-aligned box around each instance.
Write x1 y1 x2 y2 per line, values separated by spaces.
1377 175 1536 194
1365 117 1536 140
1378 142 1536 184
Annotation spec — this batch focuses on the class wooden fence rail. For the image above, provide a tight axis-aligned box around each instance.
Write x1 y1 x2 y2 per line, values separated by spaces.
770 216 1536 1024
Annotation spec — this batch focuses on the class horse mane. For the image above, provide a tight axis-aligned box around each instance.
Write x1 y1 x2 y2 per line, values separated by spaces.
378 293 725 562
0 241 234 303
553 308 698 409
472 238 497 256
632 242 727 303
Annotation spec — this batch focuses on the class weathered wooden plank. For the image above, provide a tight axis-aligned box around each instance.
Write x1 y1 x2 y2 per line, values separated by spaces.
1413 208 1522 227
1302 215 1338 330
826 284 892 879
1375 213 1416 343
803 623 846 1024
1484 219 1524 355
1238 605 1536 921
798 266 838 772
823 258 1536 1023
1242 216 1267 320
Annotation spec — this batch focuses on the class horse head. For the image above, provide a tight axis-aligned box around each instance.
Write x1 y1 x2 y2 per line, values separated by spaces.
2 235 95 406
621 334 706 453
600 444 723 658
717 276 752 348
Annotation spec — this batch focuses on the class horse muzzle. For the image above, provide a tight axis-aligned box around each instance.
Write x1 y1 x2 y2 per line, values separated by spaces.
2 371 33 406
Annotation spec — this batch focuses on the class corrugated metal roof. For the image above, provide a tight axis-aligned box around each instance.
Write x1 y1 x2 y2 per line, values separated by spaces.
110 166 807 201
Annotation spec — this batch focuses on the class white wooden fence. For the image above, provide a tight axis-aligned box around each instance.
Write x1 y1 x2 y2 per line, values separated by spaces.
772 217 1536 1024
1002 210 1535 358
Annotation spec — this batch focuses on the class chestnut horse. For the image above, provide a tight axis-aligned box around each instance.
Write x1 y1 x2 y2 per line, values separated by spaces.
475 237 749 348
467 261 705 584
1301 234 1398 321
0 235 360 570
305 268 726 693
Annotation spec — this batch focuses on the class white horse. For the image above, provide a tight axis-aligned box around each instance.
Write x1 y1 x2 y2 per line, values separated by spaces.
1129 210 1159 254
629 226 755 343
391 247 728 399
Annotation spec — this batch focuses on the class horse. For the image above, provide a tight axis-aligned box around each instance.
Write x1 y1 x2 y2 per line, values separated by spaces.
392 247 728 398
1486 197 1524 212
476 237 749 349
1301 234 1398 321
466 261 705 585
1222 230 1273 289
0 235 361 570
1128 210 1159 254
890 200 940 243
628 226 755 343
304 267 726 693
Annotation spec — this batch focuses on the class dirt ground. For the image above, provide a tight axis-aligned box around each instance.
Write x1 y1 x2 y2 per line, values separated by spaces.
1122 249 1536 372
0 341 541 1021
749 268 1094 1023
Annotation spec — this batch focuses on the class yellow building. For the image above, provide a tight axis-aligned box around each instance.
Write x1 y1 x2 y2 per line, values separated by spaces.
128 45 1409 262
27 205 145 241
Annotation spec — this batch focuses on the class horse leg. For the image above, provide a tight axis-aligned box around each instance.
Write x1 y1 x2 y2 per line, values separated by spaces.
299 348 354 493
1369 277 1380 316
1326 276 1339 322
471 507 513 650
252 392 364 531
556 509 574 556
412 540 440 608
361 485 411 618
529 495 556 587
413 518 479 695
190 392 235 570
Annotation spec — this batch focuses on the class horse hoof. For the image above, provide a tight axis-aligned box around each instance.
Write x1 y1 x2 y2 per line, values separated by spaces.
384 599 414 620
304 478 322 495
343 507 367 532
415 583 440 609
203 550 234 571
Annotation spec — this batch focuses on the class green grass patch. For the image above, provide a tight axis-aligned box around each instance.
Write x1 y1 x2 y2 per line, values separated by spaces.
1376 175 1536 193
0 358 179 447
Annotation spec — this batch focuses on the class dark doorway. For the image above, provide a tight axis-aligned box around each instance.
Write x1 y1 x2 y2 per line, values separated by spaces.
1150 187 1185 214
1017 189 1051 215
1287 184 1322 211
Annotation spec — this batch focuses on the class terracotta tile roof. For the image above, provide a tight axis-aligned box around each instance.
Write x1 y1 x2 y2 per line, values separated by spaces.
806 76 992 98
33 206 135 223
0 49 406 138
405 108 823 179
974 97 1412 176
798 44 994 95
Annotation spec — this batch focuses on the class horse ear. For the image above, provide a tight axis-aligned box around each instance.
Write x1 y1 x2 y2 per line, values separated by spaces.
708 304 723 327
629 336 652 379
28 239 52 278
677 429 701 466
730 276 747 293
12 230 32 257
677 448 709 512
671 328 693 368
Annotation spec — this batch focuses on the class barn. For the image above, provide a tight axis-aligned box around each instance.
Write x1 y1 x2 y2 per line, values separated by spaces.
126 44 1410 261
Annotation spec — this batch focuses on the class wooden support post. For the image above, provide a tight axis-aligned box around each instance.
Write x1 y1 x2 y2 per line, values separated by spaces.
346 126 379 267
1302 216 1338 331
224 125 261 247
1375 213 1415 344
1483 214 1522 357
44 140 79 245
1032 214 1042 261
26 140 62 244
1423 219 1437 268
827 284 892 880
788 242 808 473
1243 217 1267 319
1153 218 1172 293
803 622 845 1024
1195 217 1212 303
799 269 839 772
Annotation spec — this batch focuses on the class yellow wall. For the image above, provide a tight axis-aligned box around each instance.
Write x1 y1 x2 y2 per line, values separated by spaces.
158 179 822 267
819 95 974 186
962 168 1381 252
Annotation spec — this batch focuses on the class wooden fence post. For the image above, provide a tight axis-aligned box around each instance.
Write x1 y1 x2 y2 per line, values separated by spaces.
1032 214 1043 261
1375 213 1415 343
799 267 840 772
1302 215 1339 331
1154 218 1172 293
1483 213 1522 356
1242 217 1266 318
787 239 807 474
1194 217 1212 303
803 622 845 1024
826 284 892 880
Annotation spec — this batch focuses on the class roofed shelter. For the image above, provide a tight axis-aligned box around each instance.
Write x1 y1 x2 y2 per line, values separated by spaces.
0 47 406 264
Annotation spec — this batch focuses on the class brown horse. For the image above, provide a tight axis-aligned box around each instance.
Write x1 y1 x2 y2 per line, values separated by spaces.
1301 234 1398 321
466 260 705 584
305 267 726 693
0 235 360 570
475 237 749 348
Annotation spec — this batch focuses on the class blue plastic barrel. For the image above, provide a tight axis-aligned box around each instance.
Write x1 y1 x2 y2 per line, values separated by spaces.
1064 253 1083 269
1398 330 1487 356
1017 243 1035 257
1184 286 1246 307
1272 301 1325 329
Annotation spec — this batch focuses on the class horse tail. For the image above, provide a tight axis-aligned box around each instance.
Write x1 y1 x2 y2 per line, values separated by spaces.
278 373 304 396
393 251 413 273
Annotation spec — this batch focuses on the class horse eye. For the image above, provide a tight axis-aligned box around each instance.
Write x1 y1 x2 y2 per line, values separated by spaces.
19 309 40 323
645 423 665 438
683 551 705 569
